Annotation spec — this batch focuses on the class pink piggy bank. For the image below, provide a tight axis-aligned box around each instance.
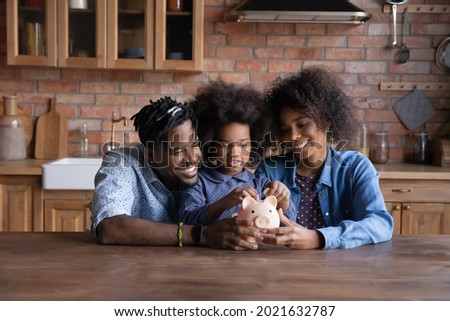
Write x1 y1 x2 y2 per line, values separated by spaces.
237 195 280 229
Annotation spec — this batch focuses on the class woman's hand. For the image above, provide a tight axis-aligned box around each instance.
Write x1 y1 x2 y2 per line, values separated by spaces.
264 180 291 212
262 209 324 250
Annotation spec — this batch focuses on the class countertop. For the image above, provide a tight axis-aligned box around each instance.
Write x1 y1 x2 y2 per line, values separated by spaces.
0 232 449 300
1 159 450 179
0 159 48 175
374 163 450 179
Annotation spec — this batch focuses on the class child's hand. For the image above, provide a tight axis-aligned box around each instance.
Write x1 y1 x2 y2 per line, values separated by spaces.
263 180 291 212
223 186 259 208
207 186 259 220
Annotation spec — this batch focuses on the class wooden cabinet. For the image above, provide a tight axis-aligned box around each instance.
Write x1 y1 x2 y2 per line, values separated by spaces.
6 0 203 71
43 190 93 232
155 0 204 71
0 175 43 232
380 179 450 235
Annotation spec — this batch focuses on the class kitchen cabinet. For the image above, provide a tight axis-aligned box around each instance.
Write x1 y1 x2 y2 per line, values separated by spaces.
0 160 46 232
6 0 203 71
0 176 41 231
155 0 204 71
0 159 93 232
43 190 92 232
377 164 450 235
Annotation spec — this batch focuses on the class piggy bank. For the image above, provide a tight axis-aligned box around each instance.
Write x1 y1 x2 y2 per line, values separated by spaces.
237 195 280 229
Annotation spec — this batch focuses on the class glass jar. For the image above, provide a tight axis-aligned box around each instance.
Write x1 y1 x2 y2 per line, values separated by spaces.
406 131 431 164
370 131 390 164
356 123 369 157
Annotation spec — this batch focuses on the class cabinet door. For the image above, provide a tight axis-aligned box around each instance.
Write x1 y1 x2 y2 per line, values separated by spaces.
401 203 450 235
385 202 402 235
44 199 91 232
155 0 204 71
57 0 107 68
107 0 155 69
0 176 43 232
7 0 57 66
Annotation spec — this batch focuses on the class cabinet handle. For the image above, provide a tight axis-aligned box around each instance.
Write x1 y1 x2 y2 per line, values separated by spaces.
403 205 411 210
393 205 400 211
391 188 411 193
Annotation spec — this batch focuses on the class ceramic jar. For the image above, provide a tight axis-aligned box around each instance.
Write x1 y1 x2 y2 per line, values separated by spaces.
0 96 27 160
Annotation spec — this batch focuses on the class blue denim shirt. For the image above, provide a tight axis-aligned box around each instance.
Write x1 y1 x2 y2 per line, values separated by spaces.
179 167 296 225
255 148 393 249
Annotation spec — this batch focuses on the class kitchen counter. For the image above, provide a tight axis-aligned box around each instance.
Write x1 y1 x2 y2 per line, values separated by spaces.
0 159 48 175
374 163 450 180
1 159 450 179
0 232 449 300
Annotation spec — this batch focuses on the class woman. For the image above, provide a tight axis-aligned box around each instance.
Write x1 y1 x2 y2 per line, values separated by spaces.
256 67 393 250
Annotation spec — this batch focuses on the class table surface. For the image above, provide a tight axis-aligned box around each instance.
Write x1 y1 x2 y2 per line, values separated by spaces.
1 233 449 300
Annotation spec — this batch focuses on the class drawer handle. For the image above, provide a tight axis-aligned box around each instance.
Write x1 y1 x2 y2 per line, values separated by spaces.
393 205 401 211
403 205 411 210
391 188 411 193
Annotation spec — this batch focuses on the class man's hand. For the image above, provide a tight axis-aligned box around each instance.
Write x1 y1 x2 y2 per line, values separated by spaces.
201 217 261 250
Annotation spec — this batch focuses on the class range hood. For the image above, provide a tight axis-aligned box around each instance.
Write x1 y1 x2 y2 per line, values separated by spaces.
227 0 372 25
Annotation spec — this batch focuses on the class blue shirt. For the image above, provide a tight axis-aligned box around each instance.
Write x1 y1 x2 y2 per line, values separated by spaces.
90 145 179 234
255 148 394 249
179 167 296 225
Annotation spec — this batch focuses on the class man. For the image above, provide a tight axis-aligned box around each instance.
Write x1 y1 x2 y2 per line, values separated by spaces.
90 97 260 250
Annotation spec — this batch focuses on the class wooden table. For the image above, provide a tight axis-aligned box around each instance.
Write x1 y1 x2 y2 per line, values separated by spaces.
1 233 449 300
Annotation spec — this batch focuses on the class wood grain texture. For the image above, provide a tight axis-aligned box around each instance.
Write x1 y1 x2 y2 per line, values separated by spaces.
0 233 449 300
34 97 67 159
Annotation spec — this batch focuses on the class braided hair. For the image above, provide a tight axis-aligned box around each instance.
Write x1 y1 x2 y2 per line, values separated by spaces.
131 97 198 148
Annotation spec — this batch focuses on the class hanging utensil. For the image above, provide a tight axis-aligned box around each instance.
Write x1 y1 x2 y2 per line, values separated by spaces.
386 0 408 47
398 8 410 63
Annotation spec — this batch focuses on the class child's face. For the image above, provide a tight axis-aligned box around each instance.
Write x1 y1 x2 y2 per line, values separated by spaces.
279 106 328 168
210 122 251 176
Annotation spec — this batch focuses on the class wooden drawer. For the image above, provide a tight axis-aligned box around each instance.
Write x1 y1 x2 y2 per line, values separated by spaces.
380 179 450 203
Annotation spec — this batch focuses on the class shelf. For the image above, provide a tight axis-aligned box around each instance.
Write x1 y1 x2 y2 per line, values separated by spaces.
379 82 450 91
167 11 192 16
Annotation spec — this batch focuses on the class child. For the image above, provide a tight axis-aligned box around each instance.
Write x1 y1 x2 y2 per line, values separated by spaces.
179 81 296 225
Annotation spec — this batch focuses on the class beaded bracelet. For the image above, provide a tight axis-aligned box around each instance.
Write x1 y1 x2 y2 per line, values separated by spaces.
177 222 183 248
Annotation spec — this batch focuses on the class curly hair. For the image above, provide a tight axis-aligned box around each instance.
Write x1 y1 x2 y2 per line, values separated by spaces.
265 66 356 145
131 96 197 148
189 80 269 165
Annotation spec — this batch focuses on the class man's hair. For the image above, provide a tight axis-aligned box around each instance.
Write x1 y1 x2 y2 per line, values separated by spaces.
131 97 197 147
265 66 357 144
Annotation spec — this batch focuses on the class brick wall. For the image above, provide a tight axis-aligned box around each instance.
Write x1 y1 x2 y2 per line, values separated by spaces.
0 0 449 162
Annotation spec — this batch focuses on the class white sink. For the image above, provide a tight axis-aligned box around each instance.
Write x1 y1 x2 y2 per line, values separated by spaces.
42 157 102 190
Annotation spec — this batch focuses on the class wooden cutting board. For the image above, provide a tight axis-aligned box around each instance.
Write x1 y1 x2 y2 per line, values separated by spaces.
34 97 68 159
0 101 33 147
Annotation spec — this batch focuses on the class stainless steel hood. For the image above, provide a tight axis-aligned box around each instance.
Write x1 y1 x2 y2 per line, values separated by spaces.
226 0 372 25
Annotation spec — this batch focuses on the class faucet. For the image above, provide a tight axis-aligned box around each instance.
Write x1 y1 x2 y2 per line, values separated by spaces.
108 112 127 152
